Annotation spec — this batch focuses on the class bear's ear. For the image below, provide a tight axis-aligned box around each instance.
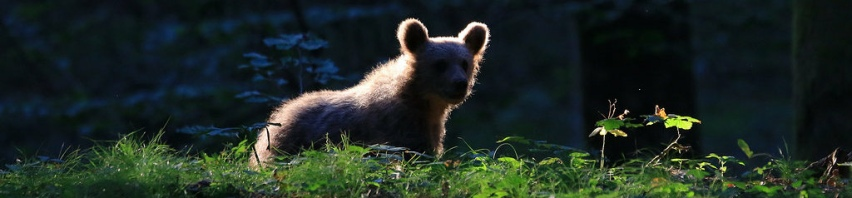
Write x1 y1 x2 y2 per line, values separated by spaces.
458 22 490 56
397 19 429 54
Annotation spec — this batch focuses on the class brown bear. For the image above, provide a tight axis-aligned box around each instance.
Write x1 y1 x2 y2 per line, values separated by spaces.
250 19 490 167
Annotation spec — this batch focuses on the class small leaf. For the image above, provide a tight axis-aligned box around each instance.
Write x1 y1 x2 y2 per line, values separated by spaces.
792 180 803 188
242 52 267 59
235 91 262 98
538 157 562 165
262 38 285 46
589 127 605 137
369 144 408 152
312 59 339 73
497 136 530 144
643 115 664 125
737 139 754 159
265 34 302 50
607 129 628 137
498 157 522 169
706 153 721 159
276 79 288 86
250 58 273 67
299 38 328 50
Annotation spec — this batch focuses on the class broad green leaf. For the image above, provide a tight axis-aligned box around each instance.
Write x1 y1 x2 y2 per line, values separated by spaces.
737 139 754 159
664 118 677 128
596 118 625 130
676 120 693 130
663 115 701 130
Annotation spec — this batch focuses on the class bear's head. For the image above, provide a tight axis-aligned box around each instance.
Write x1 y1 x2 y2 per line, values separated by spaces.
397 19 490 105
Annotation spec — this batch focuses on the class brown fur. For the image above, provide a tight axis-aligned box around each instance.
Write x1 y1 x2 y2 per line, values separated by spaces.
250 19 489 167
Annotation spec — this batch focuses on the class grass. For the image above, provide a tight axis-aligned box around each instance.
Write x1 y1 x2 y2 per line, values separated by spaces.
1 131 849 197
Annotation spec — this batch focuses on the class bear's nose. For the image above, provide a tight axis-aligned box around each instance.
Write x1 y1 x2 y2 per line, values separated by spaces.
451 80 468 92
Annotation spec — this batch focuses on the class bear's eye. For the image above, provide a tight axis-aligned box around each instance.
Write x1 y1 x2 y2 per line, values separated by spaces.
435 60 448 73
460 61 469 72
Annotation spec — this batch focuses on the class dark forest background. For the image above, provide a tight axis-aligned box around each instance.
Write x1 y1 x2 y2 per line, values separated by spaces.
2 0 846 164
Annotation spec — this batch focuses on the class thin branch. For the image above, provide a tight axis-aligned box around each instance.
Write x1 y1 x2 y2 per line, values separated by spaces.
646 128 683 167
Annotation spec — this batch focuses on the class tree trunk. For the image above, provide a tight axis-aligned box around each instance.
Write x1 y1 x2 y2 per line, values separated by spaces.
793 0 852 160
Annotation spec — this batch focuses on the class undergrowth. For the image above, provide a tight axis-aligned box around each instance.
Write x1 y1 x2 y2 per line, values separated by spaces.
2 128 850 197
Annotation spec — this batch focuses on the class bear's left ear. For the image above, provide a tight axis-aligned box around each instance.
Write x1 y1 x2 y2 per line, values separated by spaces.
458 22 490 56
397 19 429 55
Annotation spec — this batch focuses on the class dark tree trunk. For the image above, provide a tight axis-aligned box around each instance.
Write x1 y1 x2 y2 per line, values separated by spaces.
793 0 852 160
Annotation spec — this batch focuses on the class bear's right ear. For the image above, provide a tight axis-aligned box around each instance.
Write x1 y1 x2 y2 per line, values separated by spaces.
458 22 489 56
397 19 429 55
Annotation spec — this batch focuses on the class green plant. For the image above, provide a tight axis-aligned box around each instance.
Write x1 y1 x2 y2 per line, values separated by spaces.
178 33 346 145
586 100 702 168
588 100 639 169
4 131 852 197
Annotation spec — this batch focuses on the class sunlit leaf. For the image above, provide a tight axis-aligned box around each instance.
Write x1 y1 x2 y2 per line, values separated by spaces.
589 127 605 137
497 136 530 144
737 139 753 159
596 118 625 130
538 157 562 165
663 115 702 130
498 157 522 169
608 129 628 137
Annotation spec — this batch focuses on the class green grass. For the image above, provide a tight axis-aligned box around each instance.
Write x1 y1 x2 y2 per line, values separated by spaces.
1 131 849 197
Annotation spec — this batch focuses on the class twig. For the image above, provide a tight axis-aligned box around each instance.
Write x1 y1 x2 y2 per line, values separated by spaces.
646 128 682 167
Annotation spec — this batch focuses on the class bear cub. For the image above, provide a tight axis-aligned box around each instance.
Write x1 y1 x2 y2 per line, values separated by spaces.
251 19 489 167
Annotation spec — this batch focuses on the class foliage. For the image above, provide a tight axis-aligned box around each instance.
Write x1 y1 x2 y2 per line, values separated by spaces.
178 33 344 140
588 100 702 168
3 132 850 197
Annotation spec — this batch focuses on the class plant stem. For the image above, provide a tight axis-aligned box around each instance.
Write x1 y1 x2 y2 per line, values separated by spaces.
646 128 682 167
600 134 606 170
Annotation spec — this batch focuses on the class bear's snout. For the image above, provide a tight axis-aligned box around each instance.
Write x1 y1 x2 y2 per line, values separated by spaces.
445 80 469 100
